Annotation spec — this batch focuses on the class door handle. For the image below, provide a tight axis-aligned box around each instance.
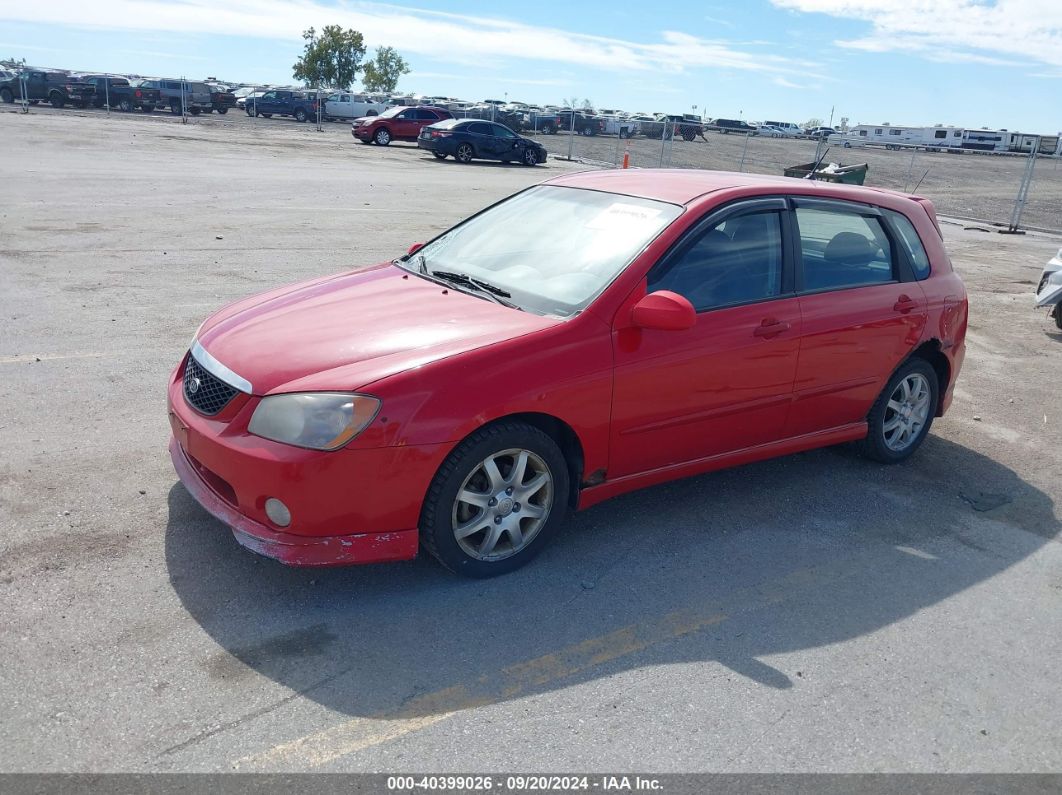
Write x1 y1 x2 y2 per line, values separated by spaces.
893 294 919 313
753 319 791 338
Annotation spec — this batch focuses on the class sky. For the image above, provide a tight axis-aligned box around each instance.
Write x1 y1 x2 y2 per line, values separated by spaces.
0 0 1060 132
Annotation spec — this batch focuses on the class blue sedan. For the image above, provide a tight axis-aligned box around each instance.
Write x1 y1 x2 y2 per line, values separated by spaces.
418 119 547 166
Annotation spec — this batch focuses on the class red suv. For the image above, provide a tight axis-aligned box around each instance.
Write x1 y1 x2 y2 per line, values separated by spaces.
353 105 453 146
169 171 967 577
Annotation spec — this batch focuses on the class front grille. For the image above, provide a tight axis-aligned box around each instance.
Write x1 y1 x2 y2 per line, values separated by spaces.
183 354 238 416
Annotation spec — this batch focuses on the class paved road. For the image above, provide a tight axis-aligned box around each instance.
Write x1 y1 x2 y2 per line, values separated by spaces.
1 111 1060 773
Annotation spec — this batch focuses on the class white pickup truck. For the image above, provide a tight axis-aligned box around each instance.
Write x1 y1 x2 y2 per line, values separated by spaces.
323 92 389 120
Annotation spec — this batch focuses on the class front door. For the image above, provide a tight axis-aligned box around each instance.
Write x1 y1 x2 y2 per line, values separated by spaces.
609 200 801 478
785 199 928 437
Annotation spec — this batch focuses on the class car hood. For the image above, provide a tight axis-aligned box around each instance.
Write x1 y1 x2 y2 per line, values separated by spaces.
195 264 559 395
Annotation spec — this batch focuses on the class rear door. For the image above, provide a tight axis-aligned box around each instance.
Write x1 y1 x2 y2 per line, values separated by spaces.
785 199 928 437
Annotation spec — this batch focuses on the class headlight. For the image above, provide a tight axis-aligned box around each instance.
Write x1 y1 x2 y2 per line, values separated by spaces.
248 393 381 451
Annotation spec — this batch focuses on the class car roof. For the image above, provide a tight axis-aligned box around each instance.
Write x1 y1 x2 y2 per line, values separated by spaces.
541 169 917 208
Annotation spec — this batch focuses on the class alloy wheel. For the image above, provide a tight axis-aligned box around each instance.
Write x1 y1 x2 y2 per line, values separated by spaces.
883 373 932 452
451 448 553 562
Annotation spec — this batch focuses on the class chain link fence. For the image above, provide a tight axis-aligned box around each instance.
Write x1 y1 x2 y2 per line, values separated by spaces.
4 75 1060 233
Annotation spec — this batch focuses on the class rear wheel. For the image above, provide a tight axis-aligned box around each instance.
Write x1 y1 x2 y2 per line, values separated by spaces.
170 100 181 115
141 105 153 113
859 358 938 463
294 108 307 123
420 422 569 577
683 130 696 141
541 123 555 135
455 143 474 163
189 107 201 116
217 107 228 114
1053 304 1062 330
119 99 133 112
374 127 391 145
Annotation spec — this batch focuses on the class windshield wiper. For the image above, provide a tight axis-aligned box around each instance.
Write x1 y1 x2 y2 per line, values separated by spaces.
430 270 520 309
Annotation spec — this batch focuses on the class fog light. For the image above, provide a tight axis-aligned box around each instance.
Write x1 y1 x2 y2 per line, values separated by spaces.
264 498 291 527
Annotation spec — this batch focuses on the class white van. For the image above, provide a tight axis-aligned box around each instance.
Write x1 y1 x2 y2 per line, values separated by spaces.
763 120 802 137
324 92 389 120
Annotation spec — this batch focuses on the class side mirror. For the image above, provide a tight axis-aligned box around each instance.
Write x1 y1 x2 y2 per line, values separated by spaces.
631 290 696 331
407 242 424 256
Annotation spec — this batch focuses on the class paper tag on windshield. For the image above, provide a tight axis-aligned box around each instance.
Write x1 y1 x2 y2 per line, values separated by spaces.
585 202 663 231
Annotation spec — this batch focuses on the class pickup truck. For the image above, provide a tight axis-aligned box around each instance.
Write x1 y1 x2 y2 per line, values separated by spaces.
708 118 756 135
77 75 160 112
323 92 387 120
0 70 95 108
206 85 236 114
132 79 212 115
246 89 320 122
551 111 605 136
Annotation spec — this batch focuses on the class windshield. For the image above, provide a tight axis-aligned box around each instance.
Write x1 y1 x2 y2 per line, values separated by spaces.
400 186 682 317
379 106 406 118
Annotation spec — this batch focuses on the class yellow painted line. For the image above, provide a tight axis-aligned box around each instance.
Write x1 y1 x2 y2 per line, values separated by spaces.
0 352 116 364
239 608 728 770
239 553 881 770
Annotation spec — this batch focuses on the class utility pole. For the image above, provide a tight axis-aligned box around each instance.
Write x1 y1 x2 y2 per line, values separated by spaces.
1005 136 1041 234
829 105 834 128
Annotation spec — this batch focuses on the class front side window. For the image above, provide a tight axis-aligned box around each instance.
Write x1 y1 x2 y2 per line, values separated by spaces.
648 210 784 311
402 186 681 317
493 124 517 138
796 206 894 292
884 210 931 280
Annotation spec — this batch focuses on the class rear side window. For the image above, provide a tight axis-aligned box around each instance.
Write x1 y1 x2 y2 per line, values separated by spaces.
885 210 931 280
795 206 894 292
467 122 491 135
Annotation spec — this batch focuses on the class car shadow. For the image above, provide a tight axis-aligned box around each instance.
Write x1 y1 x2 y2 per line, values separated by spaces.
419 155 535 169
165 435 1056 720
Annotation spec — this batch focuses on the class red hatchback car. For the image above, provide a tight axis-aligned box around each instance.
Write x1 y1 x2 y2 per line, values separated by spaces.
352 105 453 146
169 170 967 577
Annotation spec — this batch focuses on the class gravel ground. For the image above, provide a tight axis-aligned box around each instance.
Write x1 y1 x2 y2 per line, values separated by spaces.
1 109 1061 775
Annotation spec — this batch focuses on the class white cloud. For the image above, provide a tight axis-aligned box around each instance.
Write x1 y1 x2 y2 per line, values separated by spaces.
771 0 1062 67
0 0 822 77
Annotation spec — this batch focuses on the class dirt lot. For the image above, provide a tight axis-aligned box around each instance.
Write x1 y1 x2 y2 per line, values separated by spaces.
1 109 1061 774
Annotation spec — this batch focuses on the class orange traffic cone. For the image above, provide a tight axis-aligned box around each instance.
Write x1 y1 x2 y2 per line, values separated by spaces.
622 139 630 169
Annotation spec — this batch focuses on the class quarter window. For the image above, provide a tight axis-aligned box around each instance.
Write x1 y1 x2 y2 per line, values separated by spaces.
884 210 931 280
649 211 784 311
795 207 894 291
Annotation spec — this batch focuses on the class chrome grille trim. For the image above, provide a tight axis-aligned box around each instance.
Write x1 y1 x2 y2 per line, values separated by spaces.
190 339 252 394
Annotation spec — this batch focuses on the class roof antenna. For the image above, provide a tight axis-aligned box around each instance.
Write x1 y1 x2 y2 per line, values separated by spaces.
806 146 831 180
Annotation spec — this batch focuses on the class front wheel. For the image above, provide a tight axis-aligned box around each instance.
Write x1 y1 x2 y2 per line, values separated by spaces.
859 358 939 463
0 88 12 104
420 422 570 577
455 142 474 163
294 108 307 122
217 107 228 115
1053 303 1062 330
374 128 391 145
522 147 538 166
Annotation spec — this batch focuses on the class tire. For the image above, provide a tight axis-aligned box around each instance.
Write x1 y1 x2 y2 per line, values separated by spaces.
859 358 939 464
261 113 272 118
420 422 570 577
28 100 39 105
119 99 133 113
522 147 538 166
294 108 307 123
455 143 474 163
50 93 65 109
141 105 153 113
843 141 852 149
542 123 554 135
0 88 12 103
582 125 593 136
170 100 181 115
374 127 391 145
189 107 201 116
433 151 447 159
1053 304 1062 331
683 130 695 142
217 107 227 115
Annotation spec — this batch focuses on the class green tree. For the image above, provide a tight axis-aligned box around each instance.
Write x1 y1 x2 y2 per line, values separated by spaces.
361 46 410 93
292 26 366 89
2 56 26 69
804 117 823 130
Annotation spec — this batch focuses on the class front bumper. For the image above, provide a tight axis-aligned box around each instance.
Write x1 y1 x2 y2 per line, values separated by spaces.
352 126 373 140
167 361 452 567
170 438 419 566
